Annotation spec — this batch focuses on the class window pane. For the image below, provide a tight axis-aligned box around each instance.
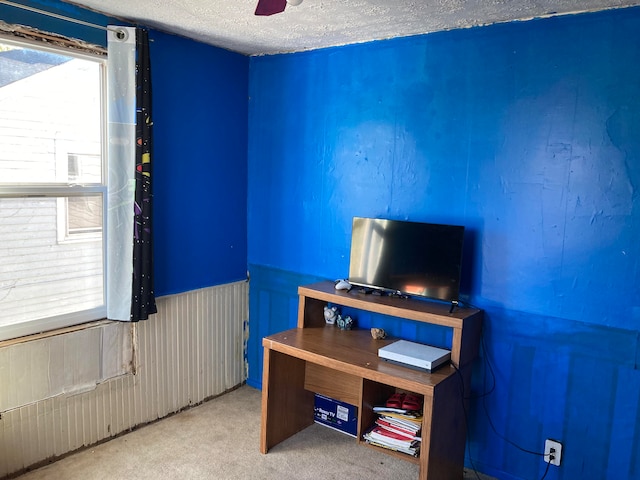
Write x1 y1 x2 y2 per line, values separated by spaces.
0 42 102 184
68 153 102 184
0 196 104 327
67 195 102 234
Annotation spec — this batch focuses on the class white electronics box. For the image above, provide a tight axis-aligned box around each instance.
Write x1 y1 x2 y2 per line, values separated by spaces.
378 340 451 371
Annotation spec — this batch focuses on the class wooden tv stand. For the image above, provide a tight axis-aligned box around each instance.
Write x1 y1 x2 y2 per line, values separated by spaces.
260 281 483 480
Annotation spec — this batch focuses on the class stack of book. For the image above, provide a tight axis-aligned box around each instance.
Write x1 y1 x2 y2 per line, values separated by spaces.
362 394 423 457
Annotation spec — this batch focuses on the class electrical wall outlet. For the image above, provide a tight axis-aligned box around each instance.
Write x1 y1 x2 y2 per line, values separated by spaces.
544 439 562 466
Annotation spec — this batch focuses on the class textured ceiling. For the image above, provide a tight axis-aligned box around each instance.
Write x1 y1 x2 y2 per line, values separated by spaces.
65 0 640 55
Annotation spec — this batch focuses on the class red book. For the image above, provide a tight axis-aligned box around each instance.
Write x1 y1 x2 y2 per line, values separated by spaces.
375 420 421 441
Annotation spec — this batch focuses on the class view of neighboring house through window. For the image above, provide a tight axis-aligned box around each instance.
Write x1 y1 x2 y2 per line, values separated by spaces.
0 38 107 341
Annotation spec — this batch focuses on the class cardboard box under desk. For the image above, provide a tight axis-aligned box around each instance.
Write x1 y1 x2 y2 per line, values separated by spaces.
313 394 358 438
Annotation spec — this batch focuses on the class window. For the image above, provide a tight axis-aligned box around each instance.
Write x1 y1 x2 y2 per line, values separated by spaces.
0 37 107 341
57 153 103 242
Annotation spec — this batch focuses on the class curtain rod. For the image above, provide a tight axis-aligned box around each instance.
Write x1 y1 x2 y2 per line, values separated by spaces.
0 0 120 33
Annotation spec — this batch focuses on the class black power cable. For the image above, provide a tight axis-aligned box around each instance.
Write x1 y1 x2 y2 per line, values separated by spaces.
451 362 483 480
452 308 557 480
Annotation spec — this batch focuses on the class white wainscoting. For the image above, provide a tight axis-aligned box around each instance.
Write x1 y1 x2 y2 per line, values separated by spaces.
0 280 248 478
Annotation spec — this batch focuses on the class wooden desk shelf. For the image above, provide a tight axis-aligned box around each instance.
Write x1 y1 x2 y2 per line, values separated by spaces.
260 281 483 480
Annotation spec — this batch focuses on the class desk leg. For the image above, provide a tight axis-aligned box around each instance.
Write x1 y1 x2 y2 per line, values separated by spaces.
419 375 466 479
260 347 315 453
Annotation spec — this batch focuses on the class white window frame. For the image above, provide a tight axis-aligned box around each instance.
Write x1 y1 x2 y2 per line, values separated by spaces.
55 145 103 243
0 35 108 342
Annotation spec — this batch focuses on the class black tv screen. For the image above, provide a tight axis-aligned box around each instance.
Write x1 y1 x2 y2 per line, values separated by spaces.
348 217 465 303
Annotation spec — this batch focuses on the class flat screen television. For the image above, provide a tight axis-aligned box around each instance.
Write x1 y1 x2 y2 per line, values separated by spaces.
348 217 465 304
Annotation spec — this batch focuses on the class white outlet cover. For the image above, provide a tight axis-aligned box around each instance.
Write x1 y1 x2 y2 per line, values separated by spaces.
545 439 562 466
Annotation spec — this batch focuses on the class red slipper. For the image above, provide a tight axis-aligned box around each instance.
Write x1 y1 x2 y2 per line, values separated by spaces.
402 393 423 411
385 392 405 409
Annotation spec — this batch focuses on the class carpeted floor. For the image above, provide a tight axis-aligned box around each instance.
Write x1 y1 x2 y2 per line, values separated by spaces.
14 385 493 480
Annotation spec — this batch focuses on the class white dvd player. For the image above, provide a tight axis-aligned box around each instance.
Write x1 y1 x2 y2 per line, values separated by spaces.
378 340 451 371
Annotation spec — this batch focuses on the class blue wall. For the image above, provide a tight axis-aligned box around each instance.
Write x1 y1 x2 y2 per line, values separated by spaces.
4 1 640 478
247 8 640 480
0 0 249 297
150 31 249 296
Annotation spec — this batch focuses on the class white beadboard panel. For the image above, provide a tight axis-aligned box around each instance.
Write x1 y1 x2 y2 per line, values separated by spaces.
0 280 248 478
0 325 119 413
101 321 134 380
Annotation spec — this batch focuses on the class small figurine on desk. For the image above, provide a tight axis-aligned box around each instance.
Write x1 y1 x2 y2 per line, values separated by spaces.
336 314 354 330
323 305 339 325
370 327 387 339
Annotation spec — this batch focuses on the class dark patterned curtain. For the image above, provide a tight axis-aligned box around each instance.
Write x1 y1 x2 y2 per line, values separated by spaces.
131 28 157 321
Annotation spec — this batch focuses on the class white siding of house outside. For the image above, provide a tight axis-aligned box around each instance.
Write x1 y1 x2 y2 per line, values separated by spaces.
0 56 104 328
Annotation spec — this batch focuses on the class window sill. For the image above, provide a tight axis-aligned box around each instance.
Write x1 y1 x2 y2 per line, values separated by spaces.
0 318 112 349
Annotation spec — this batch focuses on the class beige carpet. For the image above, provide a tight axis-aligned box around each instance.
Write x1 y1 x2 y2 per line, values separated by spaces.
14 385 491 480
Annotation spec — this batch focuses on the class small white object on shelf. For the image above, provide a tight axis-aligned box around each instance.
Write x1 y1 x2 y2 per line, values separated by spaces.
378 340 451 371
